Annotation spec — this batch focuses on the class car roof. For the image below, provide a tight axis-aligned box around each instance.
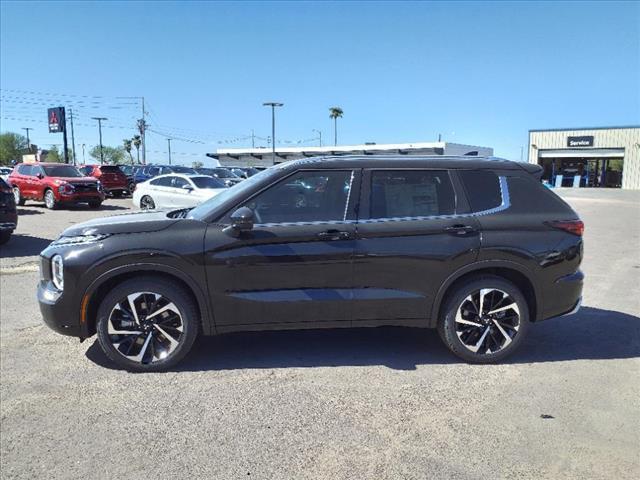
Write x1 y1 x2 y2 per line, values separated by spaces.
17 162 78 167
273 155 528 171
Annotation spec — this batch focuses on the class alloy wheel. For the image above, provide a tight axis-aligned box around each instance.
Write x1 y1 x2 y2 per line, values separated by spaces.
141 195 155 210
44 190 55 209
455 288 521 355
107 292 184 364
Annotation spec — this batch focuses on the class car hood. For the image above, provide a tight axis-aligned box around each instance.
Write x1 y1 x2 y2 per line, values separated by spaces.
62 210 179 236
55 177 98 184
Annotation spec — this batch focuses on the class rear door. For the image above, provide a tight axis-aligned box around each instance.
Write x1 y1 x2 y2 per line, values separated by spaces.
352 168 481 326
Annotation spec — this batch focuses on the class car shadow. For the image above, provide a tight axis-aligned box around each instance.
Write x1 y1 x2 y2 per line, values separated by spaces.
18 203 128 212
85 306 640 372
16 207 44 216
0 234 51 258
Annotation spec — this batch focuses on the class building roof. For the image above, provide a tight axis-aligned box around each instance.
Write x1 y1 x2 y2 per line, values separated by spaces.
529 125 640 133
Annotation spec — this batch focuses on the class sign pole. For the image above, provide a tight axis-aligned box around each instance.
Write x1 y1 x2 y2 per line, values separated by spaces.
62 108 69 164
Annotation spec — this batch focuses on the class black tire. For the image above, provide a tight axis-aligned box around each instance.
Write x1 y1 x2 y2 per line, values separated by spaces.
96 277 199 372
88 201 102 209
13 186 25 206
0 231 11 245
140 195 155 210
438 275 530 364
44 189 58 210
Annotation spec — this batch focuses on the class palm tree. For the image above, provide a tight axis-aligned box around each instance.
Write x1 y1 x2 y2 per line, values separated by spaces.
329 107 343 146
123 139 133 165
132 135 142 164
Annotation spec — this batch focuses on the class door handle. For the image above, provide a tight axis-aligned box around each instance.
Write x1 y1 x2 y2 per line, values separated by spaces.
444 224 477 236
317 229 352 241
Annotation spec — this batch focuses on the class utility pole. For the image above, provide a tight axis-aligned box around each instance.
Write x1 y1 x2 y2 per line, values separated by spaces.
69 109 77 165
167 138 172 165
22 127 32 154
141 97 146 164
251 129 255 148
82 144 86 164
263 102 284 165
92 117 107 163
313 129 322 147
438 133 442 142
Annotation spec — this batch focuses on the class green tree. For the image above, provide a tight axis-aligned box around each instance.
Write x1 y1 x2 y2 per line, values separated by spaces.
89 145 126 165
0 132 28 165
123 139 134 164
329 107 344 146
132 135 142 164
46 146 62 162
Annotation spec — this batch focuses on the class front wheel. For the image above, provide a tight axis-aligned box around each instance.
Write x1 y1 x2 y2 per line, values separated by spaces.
96 277 199 372
438 276 530 363
0 231 11 245
44 189 58 209
140 195 155 210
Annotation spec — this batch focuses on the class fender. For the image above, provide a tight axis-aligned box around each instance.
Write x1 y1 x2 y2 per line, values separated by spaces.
428 259 543 327
81 262 216 336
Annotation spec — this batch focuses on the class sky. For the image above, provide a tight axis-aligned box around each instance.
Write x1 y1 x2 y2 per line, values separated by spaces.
1 0 639 165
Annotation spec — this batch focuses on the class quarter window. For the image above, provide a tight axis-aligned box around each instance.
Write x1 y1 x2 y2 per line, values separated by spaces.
242 170 353 224
458 170 502 212
370 170 455 218
18 165 33 176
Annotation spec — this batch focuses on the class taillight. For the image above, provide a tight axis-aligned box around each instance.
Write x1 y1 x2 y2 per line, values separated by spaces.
548 220 584 236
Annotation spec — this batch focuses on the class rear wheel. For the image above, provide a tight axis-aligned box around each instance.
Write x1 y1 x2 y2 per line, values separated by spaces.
0 231 11 245
12 187 25 206
44 189 58 209
140 195 155 210
96 277 199 372
438 276 530 363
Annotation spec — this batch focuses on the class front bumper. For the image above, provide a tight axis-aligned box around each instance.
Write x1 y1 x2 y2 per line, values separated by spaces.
37 279 83 337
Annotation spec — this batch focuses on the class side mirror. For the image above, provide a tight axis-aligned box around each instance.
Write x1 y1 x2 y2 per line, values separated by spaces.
37 173 44 179
181 184 194 191
223 207 254 237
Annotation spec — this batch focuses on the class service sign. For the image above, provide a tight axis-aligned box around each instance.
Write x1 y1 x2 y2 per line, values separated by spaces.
48 107 66 133
567 135 594 147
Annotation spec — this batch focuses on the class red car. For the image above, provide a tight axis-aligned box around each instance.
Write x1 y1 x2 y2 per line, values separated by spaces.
9 163 105 209
78 164 130 197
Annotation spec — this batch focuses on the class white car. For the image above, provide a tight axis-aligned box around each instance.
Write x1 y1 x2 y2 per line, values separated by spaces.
0 166 13 182
133 173 226 210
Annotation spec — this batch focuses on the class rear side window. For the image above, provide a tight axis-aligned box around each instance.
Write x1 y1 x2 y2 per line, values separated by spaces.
458 170 502 212
17 165 33 176
370 170 455 218
507 176 574 214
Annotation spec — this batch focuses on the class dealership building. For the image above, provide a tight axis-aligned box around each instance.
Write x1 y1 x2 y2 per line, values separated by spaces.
208 141 493 166
529 126 640 189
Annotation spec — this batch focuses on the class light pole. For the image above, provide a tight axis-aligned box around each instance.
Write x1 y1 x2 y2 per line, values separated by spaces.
312 129 322 147
22 127 32 154
263 102 283 165
167 138 172 165
82 144 86 164
91 117 107 163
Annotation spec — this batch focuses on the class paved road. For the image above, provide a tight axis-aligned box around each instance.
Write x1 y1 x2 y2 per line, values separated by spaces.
1 190 638 479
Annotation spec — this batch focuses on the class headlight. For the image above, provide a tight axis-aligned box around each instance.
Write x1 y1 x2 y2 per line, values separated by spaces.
51 255 64 290
51 234 110 246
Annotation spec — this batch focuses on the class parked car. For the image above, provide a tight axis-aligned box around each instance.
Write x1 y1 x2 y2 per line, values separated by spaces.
10 163 104 209
227 166 259 178
37 155 583 371
133 164 197 184
132 174 226 210
78 164 130 197
0 178 17 245
117 165 138 194
195 167 243 187
0 166 13 182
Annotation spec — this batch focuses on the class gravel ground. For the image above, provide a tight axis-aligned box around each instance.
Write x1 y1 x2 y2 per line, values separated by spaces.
1 190 639 479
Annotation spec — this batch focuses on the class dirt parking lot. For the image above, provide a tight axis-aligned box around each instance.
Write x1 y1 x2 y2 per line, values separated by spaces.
1 190 639 479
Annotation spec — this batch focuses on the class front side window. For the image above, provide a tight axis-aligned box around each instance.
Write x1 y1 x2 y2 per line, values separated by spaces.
150 176 173 187
242 170 353 224
370 170 455 219
192 176 225 189
172 177 189 188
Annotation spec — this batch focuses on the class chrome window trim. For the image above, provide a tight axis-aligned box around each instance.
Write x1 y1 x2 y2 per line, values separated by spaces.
250 175 510 228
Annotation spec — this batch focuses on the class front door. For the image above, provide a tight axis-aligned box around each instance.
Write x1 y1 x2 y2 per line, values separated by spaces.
204 169 360 329
352 168 481 325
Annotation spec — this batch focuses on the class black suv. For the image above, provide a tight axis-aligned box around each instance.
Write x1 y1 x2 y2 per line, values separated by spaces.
0 178 18 244
37 156 584 371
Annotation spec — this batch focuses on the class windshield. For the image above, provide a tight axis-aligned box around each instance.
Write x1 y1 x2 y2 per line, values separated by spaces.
170 166 197 174
43 165 84 177
191 176 226 189
188 167 279 220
